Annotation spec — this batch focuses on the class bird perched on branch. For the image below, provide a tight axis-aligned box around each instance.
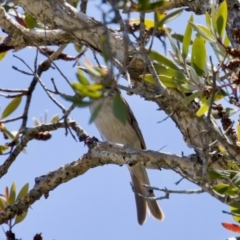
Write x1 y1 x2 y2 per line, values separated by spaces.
79 66 164 225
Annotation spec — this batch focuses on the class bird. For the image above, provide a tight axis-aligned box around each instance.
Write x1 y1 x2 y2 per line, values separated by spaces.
79 66 164 225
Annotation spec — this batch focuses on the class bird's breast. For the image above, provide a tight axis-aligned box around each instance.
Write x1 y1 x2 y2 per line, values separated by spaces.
89 95 142 149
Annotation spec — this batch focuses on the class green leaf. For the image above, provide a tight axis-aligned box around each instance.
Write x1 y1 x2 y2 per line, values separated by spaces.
231 202 240 209
196 92 225 117
72 83 103 99
232 173 240 187
0 51 7 62
213 184 238 196
1 96 22 119
139 74 155 84
225 108 238 116
76 69 89 86
213 184 229 194
211 2 217 33
171 33 186 43
188 22 216 43
0 145 9 154
137 0 168 11
113 94 128 124
156 8 183 27
180 83 198 92
205 11 211 29
187 66 204 84
182 91 201 105
16 183 29 201
69 0 79 7
211 43 225 62
149 50 179 70
81 65 106 79
0 197 7 210
166 29 183 64
158 75 179 88
130 19 155 29
137 0 149 11
196 99 210 117
226 187 239 196
25 12 36 29
208 168 231 180
14 211 27 225
154 65 186 80
228 162 240 170
191 37 206 76
182 14 193 60
9 182 16 205
140 74 177 88
89 103 102 124
74 44 83 53
0 127 15 140
224 34 230 46
231 204 240 223
216 0 227 38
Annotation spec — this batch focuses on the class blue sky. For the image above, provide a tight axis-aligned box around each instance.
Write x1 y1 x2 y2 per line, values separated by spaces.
0 1 238 239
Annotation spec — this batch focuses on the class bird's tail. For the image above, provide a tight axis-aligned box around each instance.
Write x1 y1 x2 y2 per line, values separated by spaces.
129 165 164 225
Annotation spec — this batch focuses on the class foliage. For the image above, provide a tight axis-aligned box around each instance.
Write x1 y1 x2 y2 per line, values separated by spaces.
1 0 240 239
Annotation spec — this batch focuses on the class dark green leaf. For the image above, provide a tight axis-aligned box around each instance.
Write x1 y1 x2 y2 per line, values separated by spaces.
137 0 168 11
61 94 91 107
216 0 227 37
149 50 179 70
113 94 128 124
171 33 187 43
213 184 229 194
231 202 240 209
208 168 231 180
1 97 22 119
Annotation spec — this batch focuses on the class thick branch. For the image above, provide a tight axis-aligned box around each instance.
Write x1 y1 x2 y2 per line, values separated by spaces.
0 138 234 224
0 0 239 185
